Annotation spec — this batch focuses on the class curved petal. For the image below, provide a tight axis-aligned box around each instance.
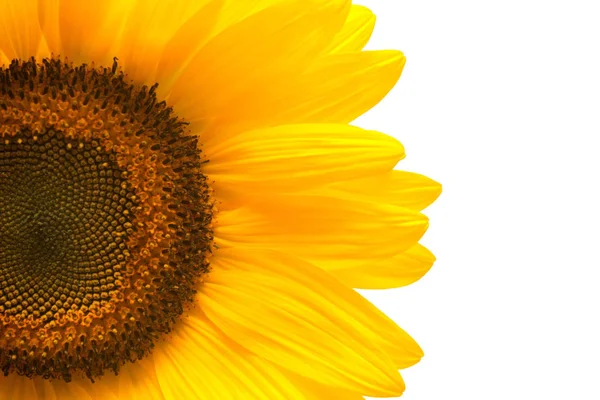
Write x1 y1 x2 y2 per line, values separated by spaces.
0 50 10 66
195 49 405 144
289 373 365 399
30 380 59 400
0 359 160 400
190 49 405 147
331 243 436 289
271 50 405 124
211 0 310 34
156 0 314 95
154 0 225 94
0 375 37 400
168 0 349 138
205 124 404 195
215 194 428 270
114 0 211 85
324 4 376 54
0 0 43 59
154 311 307 400
36 0 60 57
95 357 165 400
49 0 136 65
201 248 423 396
321 170 442 211
0 375 97 400
47 382 94 400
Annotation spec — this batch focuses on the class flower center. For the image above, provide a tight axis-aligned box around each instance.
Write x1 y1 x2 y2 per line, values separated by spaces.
0 58 213 382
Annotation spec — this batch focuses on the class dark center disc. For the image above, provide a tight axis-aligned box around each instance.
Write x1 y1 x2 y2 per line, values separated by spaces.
0 58 214 382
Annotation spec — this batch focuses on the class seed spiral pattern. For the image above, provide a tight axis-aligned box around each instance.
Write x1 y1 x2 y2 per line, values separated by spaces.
0 58 214 381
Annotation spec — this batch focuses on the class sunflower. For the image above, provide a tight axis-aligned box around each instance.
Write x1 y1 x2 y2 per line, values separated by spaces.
0 1 440 399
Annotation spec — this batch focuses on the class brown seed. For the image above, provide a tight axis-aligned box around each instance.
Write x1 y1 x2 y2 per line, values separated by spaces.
0 58 214 382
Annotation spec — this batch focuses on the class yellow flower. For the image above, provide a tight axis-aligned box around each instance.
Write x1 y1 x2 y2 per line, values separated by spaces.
0 1 440 399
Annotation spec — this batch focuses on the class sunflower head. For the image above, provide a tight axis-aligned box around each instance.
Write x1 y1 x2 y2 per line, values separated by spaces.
0 1 439 399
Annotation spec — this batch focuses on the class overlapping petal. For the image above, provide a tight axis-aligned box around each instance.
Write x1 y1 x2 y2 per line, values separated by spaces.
97 358 165 400
322 170 442 211
154 311 307 400
0 0 43 60
206 123 404 197
0 375 122 400
215 194 428 270
201 248 422 396
325 5 376 54
331 243 436 289
41 0 136 65
186 49 405 146
0 0 437 399
0 50 10 65
167 0 350 129
265 50 405 125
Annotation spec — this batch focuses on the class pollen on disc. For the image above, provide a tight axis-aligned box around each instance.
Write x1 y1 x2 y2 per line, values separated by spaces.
0 58 214 382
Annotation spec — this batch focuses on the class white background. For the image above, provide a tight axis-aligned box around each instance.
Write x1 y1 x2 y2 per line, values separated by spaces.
356 1 600 399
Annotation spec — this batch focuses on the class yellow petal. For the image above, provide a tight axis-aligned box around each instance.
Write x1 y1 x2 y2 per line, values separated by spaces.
322 170 442 211
55 379 119 400
154 311 307 400
215 195 428 270
37 0 60 57
168 0 349 134
302 384 365 400
211 0 304 34
0 375 94 400
202 248 417 397
205 124 404 195
156 0 306 94
331 244 436 289
95 357 164 400
30 380 59 400
0 376 102 400
115 0 211 85
154 0 225 94
287 372 365 399
52 0 136 65
0 50 9 66
0 0 43 59
35 36 52 59
0 375 37 400
274 50 405 124
199 50 404 141
324 5 376 54
48 382 93 400
0 361 158 400
191 49 405 146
